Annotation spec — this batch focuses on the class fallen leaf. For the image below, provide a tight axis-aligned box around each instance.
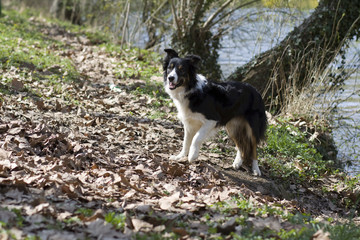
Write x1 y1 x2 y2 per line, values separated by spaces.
159 191 180 210
34 99 46 110
217 217 237 234
312 229 330 240
82 209 105 222
132 218 153 232
11 79 24 91
172 227 188 237
0 209 17 225
0 149 11 160
86 219 122 239
247 216 281 232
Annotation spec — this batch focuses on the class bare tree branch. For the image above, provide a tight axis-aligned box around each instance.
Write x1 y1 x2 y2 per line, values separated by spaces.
202 0 233 30
206 0 261 30
170 0 181 34
120 0 131 48
143 0 168 26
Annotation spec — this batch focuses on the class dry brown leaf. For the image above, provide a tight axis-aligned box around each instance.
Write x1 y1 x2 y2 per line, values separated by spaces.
312 229 331 240
217 217 237 234
0 149 11 160
34 99 46 110
7 127 23 135
247 216 281 232
82 209 105 222
132 218 153 232
159 191 180 210
0 124 9 133
172 227 188 237
0 159 18 170
11 79 24 91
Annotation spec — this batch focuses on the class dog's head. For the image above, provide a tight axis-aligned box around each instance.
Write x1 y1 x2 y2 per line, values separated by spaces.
163 49 201 91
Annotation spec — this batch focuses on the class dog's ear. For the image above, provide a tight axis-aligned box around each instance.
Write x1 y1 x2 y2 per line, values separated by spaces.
185 55 201 68
163 49 179 71
164 49 179 58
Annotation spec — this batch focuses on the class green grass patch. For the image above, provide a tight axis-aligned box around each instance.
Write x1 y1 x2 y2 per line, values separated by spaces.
208 194 360 240
259 120 335 182
105 212 126 231
107 47 162 81
0 10 79 85
75 208 94 217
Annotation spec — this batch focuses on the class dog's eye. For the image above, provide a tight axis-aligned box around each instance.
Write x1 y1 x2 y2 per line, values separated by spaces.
178 65 184 72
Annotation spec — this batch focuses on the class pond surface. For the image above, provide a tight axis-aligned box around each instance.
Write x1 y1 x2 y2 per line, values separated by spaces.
218 9 360 175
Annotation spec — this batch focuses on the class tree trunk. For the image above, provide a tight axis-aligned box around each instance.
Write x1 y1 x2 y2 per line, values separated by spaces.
170 0 223 81
227 0 360 109
50 0 82 25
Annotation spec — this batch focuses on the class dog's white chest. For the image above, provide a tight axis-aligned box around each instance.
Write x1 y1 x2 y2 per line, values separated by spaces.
166 75 208 127
171 97 205 130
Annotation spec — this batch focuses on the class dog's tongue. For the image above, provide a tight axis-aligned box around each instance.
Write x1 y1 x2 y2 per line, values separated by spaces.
169 82 176 89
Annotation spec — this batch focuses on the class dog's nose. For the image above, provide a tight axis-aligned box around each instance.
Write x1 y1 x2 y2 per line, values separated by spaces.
168 76 175 82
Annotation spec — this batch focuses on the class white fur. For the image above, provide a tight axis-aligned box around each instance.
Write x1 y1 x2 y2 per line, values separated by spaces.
232 149 243 170
194 74 207 91
188 120 217 162
167 68 179 86
252 160 261 176
232 152 261 176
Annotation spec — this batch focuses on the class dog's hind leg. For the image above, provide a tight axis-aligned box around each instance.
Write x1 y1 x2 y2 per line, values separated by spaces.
226 117 261 176
226 117 247 169
188 120 217 163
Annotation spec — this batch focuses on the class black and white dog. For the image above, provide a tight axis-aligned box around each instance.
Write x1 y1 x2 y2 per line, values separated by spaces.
163 49 267 176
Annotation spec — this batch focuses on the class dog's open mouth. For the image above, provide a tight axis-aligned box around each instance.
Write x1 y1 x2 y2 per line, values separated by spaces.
168 81 177 90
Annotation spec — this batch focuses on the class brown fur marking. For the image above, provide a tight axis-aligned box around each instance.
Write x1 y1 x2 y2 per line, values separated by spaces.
226 117 257 167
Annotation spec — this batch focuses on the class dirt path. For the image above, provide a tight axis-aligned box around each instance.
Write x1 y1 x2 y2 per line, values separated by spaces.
0 17 358 239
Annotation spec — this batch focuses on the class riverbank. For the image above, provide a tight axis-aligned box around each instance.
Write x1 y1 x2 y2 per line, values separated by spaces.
0 10 359 239
218 10 360 176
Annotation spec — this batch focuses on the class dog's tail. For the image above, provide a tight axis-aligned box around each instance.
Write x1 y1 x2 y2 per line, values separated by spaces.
257 107 267 143
246 91 267 144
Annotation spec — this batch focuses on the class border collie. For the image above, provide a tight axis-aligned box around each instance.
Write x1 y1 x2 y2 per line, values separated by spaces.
163 49 267 176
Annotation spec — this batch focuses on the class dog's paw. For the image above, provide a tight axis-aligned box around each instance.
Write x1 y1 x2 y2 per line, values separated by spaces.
188 148 199 163
169 155 180 161
170 153 185 161
232 161 241 170
188 154 198 163
252 160 261 176
232 158 243 170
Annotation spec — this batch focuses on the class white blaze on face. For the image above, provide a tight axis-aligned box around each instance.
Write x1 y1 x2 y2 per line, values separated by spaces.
167 68 179 90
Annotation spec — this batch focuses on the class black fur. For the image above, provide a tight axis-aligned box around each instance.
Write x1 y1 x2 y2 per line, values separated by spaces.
186 81 267 143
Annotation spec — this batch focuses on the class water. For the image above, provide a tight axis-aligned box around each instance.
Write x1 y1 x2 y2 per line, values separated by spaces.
331 63 360 175
217 10 360 175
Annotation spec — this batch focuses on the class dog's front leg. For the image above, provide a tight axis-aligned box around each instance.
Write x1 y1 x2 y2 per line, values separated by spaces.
188 121 217 163
170 125 195 160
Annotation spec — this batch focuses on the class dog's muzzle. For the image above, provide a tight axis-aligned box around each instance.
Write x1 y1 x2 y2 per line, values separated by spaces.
168 76 176 89
167 69 182 90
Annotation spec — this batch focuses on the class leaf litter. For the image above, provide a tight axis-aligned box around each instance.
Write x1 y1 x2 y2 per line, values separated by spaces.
0 15 359 239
